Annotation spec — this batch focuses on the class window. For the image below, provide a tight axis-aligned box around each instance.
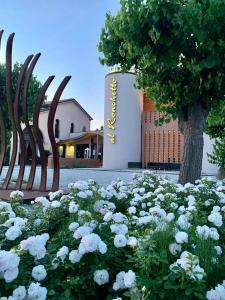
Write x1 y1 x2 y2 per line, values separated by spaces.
70 123 74 133
55 119 60 138
82 126 86 132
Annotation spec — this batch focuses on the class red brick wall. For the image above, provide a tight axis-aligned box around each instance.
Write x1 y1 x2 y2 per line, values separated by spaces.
48 157 102 169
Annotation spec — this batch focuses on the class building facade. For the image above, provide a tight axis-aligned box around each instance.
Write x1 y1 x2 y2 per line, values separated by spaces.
103 70 218 174
16 98 103 168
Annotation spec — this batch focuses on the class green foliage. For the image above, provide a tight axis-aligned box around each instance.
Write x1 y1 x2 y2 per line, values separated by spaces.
99 0 225 120
0 63 42 164
206 101 225 138
208 139 225 171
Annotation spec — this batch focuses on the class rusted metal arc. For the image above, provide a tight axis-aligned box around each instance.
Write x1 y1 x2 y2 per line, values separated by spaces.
21 53 41 190
33 76 55 192
48 76 71 191
0 109 6 176
2 33 17 190
0 30 6 176
14 55 34 190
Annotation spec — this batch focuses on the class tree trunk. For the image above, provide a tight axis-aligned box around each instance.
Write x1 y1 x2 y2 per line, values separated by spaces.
178 102 208 185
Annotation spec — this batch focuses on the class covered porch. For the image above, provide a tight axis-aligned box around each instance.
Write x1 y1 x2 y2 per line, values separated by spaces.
48 130 103 168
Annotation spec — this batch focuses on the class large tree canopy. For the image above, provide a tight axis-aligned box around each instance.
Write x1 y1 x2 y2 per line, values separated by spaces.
99 0 225 184
0 63 42 164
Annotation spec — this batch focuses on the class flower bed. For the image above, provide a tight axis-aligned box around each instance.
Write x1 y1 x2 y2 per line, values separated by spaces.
1 172 225 299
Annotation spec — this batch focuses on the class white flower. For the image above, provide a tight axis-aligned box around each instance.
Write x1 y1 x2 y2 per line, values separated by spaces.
210 228 220 240
196 225 210 240
73 226 93 239
196 225 220 241
113 271 126 291
166 213 175 222
128 206 136 214
20 233 49 260
110 224 128 235
34 197 50 211
69 250 82 263
94 269 109 285
208 212 223 227
178 206 186 213
69 222 79 232
137 215 153 225
94 200 116 215
113 270 135 291
78 233 106 255
124 270 136 288
57 246 69 262
103 211 113 222
10 191 24 201
5 226 22 241
127 237 138 247
170 251 205 281
177 215 191 230
170 202 178 209
112 213 128 224
204 200 212 207
32 265 47 281
69 201 79 213
215 246 222 255
78 210 92 218
175 232 188 244
213 206 221 212
77 191 88 199
114 234 127 248
51 200 61 208
207 283 225 300
169 243 182 255
34 219 42 226
98 241 107 254
27 282 47 300
0 250 20 283
12 286 26 300
49 190 63 201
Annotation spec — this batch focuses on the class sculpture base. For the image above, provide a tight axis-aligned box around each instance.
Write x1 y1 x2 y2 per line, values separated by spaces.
0 190 50 201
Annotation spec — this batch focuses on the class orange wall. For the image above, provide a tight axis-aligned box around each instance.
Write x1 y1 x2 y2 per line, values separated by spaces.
143 94 156 112
142 93 184 167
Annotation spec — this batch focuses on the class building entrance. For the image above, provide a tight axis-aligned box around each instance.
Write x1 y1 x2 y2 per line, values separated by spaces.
76 144 89 159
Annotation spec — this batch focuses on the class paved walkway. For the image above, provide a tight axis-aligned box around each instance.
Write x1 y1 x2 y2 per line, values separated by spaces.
0 166 217 190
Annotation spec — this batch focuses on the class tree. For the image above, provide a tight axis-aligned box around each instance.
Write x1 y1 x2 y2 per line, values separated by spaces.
0 62 42 164
99 0 225 184
206 101 225 139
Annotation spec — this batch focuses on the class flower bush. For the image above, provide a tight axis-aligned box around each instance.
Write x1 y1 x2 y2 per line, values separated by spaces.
1 172 225 299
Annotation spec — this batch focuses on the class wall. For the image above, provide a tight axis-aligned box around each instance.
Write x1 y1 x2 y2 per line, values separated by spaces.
202 134 219 175
103 72 143 169
38 101 91 153
48 157 101 169
142 110 184 167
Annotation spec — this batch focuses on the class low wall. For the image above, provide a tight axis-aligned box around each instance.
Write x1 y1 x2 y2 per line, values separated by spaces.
48 157 102 169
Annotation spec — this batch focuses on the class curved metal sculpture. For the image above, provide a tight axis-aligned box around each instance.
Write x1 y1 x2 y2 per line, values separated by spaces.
48 76 71 191
14 55 34 190
2 33 16 189
22 53 41 190
33 76 55 192
0 30 6 176
0 30 72 199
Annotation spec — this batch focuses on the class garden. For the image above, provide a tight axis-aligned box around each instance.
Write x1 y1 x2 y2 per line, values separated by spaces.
1 172 225 299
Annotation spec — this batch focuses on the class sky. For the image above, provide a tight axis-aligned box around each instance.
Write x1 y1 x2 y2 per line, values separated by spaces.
0 0 120 129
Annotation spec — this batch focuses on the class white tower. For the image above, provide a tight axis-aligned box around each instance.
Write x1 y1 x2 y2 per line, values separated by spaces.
103 72 143 169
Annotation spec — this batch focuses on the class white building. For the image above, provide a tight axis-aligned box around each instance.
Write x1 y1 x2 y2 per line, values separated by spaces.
16 98 103 168
103 69 219 175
